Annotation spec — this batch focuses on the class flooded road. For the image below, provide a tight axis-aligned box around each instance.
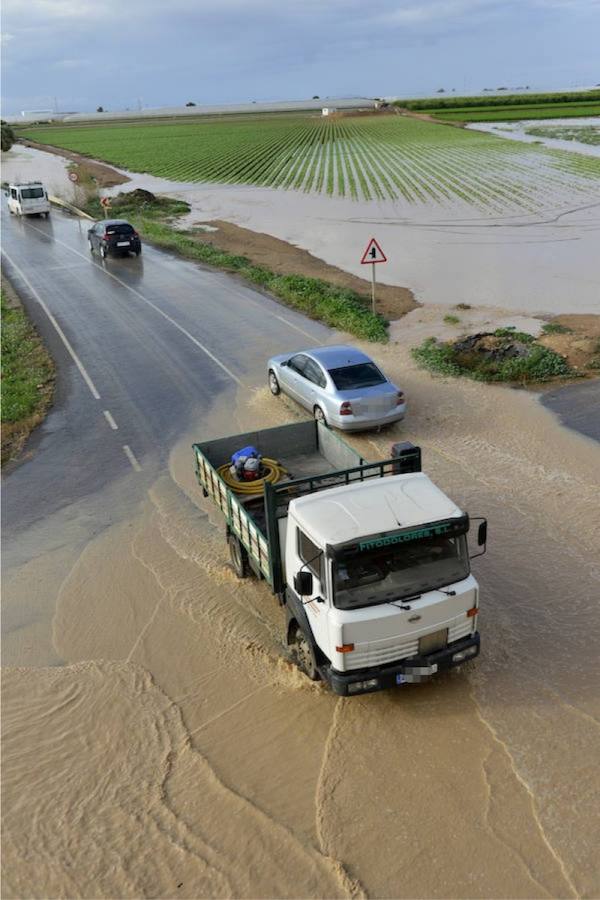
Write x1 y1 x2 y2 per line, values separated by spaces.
3 293 599 896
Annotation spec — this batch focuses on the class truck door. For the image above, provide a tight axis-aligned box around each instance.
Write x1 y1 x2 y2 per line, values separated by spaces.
293 527 330 656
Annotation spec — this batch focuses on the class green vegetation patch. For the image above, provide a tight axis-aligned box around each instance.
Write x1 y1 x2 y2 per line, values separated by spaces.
1 287 55 462
86 188 190 221
430 103 600 122
22 113 600 211
394 89 600 111
412 327 574 384
525 125 600 146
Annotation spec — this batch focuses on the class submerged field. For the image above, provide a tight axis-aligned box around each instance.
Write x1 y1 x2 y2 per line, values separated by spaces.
23 113 600 211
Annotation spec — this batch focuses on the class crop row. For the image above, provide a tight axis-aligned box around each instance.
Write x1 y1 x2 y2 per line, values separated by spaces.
24 114 600 211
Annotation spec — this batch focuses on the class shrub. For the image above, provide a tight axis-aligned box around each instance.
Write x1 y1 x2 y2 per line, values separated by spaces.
412 334 573 383
541 322 572 335
1 120 15 152
443 314 460 325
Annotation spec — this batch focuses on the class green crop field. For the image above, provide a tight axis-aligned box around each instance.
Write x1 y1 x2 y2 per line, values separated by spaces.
430 103 600 122
23 113 600 211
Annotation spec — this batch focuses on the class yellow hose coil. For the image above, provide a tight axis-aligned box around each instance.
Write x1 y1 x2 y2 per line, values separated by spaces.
217 458 287 495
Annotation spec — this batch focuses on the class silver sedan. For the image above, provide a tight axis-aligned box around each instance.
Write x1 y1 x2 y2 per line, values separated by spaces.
267 345 406 432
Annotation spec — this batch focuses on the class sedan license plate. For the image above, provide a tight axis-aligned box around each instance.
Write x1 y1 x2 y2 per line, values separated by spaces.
116 241 130 247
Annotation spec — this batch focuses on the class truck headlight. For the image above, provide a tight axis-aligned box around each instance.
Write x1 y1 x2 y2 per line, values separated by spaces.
348 678 379 694
452 646 478 663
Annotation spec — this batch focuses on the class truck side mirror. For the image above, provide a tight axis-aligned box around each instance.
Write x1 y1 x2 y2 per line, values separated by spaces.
477 521 487 546
294 571 313 596
470 517 488 559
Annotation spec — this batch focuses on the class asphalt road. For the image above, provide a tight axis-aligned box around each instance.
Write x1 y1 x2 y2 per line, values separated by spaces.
542 379 600 444
1 209 329 603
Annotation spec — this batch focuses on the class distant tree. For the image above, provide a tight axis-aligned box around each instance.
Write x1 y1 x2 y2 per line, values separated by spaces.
1 120 15 151
185 101 196 107
312 95 320 99
437 88 445 93
96 106 104 112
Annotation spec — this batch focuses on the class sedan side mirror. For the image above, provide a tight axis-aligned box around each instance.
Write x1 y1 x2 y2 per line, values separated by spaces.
281 359 289 367
294 570 313 596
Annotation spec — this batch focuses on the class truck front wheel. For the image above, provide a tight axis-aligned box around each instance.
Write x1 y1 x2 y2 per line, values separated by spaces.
228 534 249 578
292 624 320 681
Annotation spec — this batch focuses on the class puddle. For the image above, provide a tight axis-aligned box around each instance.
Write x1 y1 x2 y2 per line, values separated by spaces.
469 118 600 158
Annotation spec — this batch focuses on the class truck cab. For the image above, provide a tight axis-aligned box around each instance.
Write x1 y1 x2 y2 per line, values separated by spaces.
284 473 484 695
7 182 50 217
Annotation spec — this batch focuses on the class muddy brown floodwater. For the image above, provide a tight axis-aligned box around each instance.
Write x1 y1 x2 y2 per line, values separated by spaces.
2 319 599 899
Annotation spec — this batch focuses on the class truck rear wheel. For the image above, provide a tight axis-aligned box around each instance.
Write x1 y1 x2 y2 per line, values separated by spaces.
228 534 249 578
292 625 320 681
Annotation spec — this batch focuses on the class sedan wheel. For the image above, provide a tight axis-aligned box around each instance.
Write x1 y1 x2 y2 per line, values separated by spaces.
100 245 107 259
268 370 280 396
88 239 94 253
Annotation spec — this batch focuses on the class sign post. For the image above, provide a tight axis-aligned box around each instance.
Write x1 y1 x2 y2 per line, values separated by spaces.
100 196 111 219
360 238 387 314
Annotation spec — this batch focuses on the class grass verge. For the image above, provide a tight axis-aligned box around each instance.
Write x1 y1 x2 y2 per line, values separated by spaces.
84 191 389 342
412 328 575 384
1 280 55 464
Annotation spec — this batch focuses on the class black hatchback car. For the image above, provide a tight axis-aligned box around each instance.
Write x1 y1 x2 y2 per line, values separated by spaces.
88 220 142 258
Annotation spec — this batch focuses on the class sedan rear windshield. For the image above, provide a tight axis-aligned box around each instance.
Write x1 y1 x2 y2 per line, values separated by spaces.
21 187 45 199
329 362 386 390
106 224 134 235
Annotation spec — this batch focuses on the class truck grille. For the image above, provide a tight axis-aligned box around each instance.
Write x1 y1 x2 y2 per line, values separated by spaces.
347 617 475 670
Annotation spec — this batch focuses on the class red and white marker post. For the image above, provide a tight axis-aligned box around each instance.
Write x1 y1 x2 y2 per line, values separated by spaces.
360 237 387 314
100 196 112 219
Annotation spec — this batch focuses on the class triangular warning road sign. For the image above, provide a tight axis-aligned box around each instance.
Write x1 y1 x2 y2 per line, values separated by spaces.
360 237 387 264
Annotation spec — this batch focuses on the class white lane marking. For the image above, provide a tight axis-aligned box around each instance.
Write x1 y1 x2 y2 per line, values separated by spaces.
22 221 243 386
103 409 118 430
43 263 90 271
274 314 320 341
1 249 101 401
122 444 142 471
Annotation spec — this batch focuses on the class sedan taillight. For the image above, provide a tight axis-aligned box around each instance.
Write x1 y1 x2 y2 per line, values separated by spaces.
396 391 405 405
340 401 353 416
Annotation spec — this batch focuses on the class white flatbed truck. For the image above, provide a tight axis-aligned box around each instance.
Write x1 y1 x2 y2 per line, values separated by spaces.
194 421 486 695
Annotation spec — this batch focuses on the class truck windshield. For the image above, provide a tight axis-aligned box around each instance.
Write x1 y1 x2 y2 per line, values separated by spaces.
20 187 45 199
333 533 470 610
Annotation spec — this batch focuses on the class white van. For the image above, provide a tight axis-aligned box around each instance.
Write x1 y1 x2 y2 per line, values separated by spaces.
7 182 51 217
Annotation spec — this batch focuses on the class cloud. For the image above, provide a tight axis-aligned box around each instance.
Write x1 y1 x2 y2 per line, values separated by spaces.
1 0 599 114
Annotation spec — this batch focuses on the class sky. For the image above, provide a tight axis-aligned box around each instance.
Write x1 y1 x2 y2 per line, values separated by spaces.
1 0 599 115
